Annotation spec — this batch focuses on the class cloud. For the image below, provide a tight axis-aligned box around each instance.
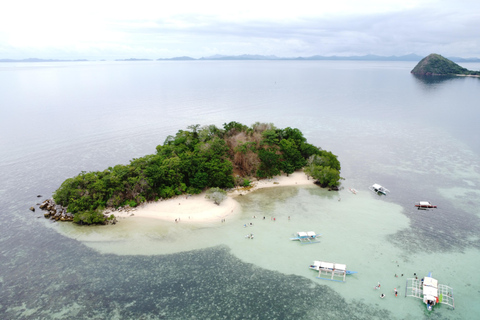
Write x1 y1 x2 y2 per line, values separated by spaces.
0 0 479 59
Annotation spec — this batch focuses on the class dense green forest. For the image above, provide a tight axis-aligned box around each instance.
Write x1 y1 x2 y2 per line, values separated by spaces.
53 122 342 224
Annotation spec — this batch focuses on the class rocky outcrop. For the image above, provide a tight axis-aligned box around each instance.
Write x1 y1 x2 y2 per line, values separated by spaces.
39 199 73 221
38 198 118 224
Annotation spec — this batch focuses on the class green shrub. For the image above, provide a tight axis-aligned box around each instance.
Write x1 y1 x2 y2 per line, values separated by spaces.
124 199 137 208
205 187 227 205
73 210 106 225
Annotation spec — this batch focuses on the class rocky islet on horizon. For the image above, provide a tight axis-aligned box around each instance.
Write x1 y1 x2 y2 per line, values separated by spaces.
411 53 480 76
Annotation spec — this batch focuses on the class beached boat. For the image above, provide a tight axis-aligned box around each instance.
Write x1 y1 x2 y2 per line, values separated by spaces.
369 183 389 195
405 272 455 311
309 261 357 282
415 201 437 209
290 231 321 244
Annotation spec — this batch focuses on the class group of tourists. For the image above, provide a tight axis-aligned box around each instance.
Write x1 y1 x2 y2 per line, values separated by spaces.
376 282 398 299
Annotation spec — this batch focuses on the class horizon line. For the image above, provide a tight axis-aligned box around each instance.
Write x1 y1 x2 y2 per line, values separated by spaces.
1 53 480 63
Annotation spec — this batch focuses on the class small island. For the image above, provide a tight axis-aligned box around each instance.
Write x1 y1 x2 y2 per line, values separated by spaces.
411 53 480 76
42 122 343 225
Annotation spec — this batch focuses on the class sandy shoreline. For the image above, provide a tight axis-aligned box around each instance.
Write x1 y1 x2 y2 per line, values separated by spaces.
114 171 314 223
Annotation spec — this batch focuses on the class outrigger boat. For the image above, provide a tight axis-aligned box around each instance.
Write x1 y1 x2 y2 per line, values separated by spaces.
405 272 454 311
290 231 321 244
415 201 437 209
309 261 357 282
369 183 389 195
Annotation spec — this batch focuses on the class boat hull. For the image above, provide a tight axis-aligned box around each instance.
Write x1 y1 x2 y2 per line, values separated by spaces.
415 202 437 208
308 265 357 274
369 184 389 195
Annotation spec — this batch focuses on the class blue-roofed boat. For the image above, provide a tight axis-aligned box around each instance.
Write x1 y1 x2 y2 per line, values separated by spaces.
290 231 321 244
309 261 357 282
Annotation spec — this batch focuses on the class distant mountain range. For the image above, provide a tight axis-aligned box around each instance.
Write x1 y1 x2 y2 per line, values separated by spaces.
2 54 480 63
158 54 480 63
0 58 88 62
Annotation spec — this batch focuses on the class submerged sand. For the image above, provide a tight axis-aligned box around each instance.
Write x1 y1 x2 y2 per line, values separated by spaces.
114 171 314 223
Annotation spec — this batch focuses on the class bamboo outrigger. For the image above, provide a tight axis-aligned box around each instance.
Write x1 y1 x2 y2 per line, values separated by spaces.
309 261 357 282
290 231 321 244
405 272 454 311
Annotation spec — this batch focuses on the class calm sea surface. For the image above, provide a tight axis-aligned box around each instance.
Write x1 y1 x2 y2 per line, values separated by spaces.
0 60 479 319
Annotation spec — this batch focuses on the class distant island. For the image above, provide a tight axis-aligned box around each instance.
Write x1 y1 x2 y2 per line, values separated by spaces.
43 122 342 225
411 53 480 76
114 58 153 61
159 54 480 62
3 54 480 63
0 58 88 63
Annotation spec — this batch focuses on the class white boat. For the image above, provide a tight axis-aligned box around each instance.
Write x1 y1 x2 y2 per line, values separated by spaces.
308 260 357 282
290 231 321 244
369 183 389 195
415 201 437 209
349 188 358 194
405 272 455 311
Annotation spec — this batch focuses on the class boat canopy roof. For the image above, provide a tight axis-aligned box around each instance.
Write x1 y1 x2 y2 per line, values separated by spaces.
335 264 346 271
297 232 308 237
372 183 382 189
424 277 438 288
423 286 438 297
320 262 334 269
419 201 431 206
306 231 316 237
313 261 348 271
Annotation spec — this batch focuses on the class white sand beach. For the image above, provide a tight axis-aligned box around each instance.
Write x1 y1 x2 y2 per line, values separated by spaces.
115 171 314 223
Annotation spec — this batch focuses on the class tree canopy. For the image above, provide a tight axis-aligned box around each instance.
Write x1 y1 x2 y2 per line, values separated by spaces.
53 122 342 224
304 152 343 188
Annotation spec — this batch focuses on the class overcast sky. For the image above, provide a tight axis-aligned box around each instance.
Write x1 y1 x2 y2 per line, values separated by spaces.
0 0 479 60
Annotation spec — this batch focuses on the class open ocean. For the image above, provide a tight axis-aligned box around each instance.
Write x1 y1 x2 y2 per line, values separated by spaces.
1 60 479 319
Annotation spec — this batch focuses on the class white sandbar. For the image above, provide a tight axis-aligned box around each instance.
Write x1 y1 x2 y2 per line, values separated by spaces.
115 171 314 223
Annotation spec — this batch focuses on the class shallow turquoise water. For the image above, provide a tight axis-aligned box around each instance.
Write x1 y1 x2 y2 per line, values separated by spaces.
1 60 479 319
